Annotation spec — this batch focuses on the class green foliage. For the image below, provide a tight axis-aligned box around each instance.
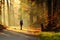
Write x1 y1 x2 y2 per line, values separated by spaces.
38 32 60 40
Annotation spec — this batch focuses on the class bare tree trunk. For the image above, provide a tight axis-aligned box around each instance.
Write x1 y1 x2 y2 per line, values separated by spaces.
45 0 58 31
0 0 2 24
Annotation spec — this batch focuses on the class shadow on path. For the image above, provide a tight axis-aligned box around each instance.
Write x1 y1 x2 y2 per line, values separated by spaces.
0 30 37 40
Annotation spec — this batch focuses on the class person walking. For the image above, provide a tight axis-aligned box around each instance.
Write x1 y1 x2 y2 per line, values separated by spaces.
20 20 23 30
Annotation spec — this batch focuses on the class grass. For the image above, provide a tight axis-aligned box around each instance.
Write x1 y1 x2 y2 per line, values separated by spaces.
38 32 60 40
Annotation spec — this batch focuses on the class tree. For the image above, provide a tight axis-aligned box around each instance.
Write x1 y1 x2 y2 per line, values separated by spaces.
45 0 59 31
